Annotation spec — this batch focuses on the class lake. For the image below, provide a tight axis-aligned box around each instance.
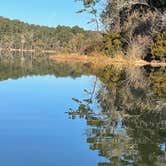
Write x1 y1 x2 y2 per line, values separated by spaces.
0 54 165 166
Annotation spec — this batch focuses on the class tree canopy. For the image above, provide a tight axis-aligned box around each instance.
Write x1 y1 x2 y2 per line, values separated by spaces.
0 16 99 54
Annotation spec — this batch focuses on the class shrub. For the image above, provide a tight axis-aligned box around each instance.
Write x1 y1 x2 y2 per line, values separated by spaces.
151 30 166 61
101 31 122 57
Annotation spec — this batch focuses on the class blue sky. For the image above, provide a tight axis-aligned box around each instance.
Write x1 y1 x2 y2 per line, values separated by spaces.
0 0 94 29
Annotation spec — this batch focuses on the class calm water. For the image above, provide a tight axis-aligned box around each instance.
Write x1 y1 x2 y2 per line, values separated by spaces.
0 54 165 166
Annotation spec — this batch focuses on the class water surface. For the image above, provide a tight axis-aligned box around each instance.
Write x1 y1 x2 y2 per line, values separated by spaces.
0 54 165 166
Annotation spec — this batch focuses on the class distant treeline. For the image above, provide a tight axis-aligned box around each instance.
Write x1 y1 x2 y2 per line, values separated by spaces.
0 17 101 53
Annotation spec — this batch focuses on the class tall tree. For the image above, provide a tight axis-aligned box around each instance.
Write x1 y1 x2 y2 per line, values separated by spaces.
75 0 101 31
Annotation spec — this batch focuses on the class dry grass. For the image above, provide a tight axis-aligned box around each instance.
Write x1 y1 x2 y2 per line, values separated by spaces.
50 53 166 67
124 65 148 89
127 40 144 61
50 53 125 67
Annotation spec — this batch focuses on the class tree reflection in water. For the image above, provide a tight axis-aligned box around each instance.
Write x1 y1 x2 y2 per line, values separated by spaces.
0 53 165 165
67 65 166 166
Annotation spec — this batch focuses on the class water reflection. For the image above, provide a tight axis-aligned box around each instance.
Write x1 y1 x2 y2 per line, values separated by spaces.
0 52 95 80
0 53 165 165
68 65 166 166
0 54 103 166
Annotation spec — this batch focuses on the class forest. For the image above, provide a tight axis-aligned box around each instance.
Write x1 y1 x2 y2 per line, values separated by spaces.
0 16 100 54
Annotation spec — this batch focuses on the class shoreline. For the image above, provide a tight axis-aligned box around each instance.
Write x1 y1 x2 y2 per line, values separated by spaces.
50 54 166 67
0 48 57 53
0 49 165 67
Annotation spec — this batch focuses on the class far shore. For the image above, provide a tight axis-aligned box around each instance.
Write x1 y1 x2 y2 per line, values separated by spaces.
0 48 165 67
50 53 166 67
0 48 57 53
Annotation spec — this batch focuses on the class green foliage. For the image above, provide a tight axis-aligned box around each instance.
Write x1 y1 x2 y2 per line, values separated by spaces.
101 31 122 56
0 17 96 54
0 54 95 80
149 69 166 97
97 66 123 84
151 30 166 61
75 0 99 8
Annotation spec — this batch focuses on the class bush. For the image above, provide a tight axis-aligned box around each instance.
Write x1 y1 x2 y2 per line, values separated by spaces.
151 30 166 61
101 31 122 57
